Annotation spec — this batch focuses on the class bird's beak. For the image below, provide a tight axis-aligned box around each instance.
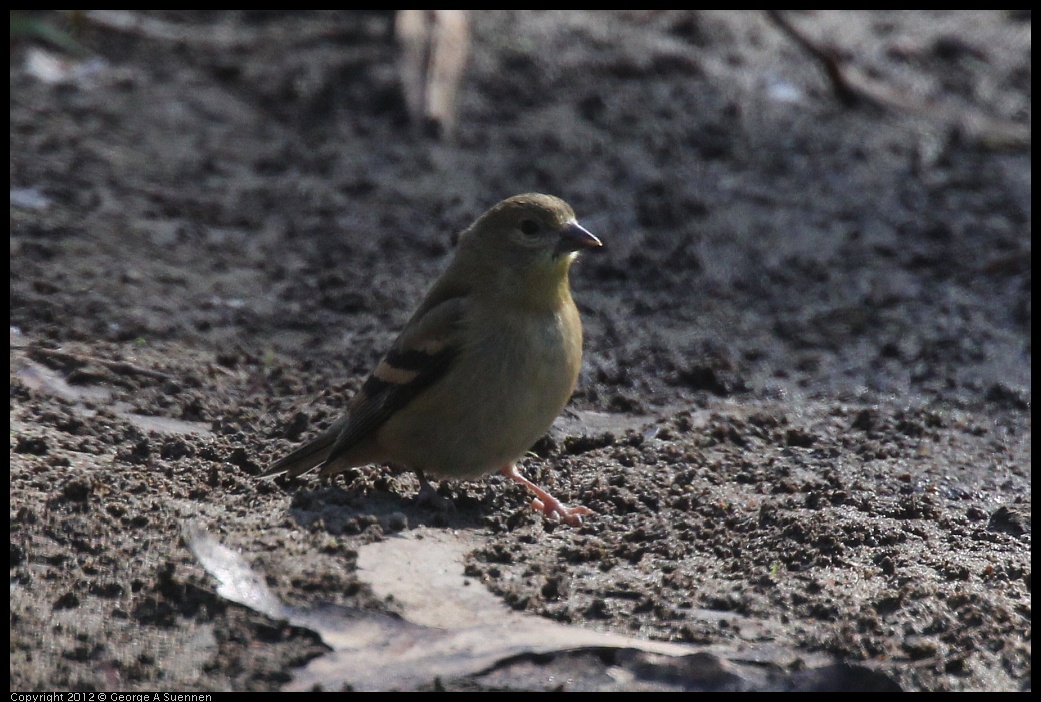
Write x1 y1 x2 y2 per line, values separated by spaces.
555 221 603 257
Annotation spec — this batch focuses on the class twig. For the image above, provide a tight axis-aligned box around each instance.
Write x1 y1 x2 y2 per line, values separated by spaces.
24 346 175 383
765 10 1030 149
766 10 865 108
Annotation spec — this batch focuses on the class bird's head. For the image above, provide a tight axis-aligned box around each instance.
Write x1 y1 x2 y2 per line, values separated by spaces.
455 194 602 302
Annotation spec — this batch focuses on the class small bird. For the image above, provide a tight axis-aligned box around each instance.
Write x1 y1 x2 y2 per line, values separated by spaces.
265 193 602 525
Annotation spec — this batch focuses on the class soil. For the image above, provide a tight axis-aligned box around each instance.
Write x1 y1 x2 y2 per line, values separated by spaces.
10 10 1030 692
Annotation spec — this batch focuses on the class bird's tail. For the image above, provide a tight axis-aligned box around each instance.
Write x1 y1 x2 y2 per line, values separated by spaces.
261 417 348 479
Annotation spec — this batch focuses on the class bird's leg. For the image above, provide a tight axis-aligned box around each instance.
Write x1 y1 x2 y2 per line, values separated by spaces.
500 464 593 526
413 469 454 512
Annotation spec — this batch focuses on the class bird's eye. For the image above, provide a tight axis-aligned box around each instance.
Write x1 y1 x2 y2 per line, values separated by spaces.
519 219 540 236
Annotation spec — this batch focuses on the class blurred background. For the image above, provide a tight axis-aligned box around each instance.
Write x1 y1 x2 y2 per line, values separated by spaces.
10 11 1031 692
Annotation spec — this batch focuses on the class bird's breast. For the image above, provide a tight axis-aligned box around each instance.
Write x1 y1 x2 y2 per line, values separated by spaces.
376 300 583 479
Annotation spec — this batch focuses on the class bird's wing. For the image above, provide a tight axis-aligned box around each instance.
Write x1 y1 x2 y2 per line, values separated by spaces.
316 293 467 474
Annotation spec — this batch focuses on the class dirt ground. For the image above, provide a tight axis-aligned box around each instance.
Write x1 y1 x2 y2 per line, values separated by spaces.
10 11 1030 692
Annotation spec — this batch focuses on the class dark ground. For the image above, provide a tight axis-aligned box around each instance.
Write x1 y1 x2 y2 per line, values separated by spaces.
10 11 1030 691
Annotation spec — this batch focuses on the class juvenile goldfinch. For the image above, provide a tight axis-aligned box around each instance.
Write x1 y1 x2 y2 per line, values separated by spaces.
265 193 602 525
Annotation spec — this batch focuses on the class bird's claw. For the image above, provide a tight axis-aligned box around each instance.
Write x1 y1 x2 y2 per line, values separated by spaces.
531 497 595 526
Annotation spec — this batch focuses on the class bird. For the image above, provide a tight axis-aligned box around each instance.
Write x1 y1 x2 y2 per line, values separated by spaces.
264 193 602 525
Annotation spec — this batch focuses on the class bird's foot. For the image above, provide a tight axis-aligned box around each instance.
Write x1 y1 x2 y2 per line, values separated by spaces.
500 464 593 526
530 496 595 526
414 471 455 513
